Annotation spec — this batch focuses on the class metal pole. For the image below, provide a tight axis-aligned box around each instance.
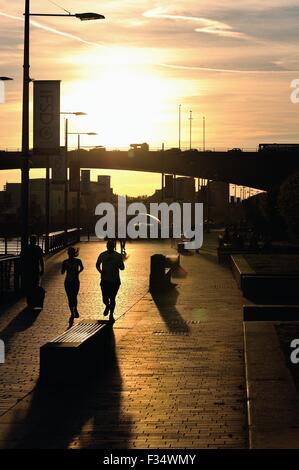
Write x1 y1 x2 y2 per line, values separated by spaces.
179 104 181 150
203 116 206 152
189 110 193 150
77 134 80 239
45 155 50 253
161 142 164 202
21 0 30 252
64 118 68 244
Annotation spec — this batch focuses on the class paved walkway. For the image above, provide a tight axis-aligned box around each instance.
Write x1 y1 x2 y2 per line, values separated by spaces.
0 237 248 448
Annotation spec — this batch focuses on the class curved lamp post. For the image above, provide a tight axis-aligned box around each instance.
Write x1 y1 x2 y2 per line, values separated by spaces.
60 112 88 239
21 0 105 251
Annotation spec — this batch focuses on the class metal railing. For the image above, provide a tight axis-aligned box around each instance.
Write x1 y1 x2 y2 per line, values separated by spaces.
0 255 22 302
45 228 81 254
0 228 81 303
0 228 81 256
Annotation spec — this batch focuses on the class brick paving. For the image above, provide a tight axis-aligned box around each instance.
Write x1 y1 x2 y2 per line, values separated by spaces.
0 236 248 448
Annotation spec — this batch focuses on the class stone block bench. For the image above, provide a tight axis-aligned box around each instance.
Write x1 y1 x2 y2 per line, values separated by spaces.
244 305 299 321
40 320 112 384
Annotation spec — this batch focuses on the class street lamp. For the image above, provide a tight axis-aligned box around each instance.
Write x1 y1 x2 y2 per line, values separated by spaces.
178 104 182 150
189 110 193 150
21 1 105 252
60 112 87 241
68 131 98 236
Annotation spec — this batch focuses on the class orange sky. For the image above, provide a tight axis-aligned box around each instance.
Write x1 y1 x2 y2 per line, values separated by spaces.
1 1 299 195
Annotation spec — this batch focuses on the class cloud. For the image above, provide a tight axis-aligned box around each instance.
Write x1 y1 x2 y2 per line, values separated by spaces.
143 7 252 40
0 11 106 48
157 62 299 73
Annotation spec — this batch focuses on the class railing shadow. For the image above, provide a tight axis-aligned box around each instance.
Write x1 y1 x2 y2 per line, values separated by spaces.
1 330 132 449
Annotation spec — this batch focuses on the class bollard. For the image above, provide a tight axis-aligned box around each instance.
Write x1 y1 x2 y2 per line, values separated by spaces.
150 254 169 291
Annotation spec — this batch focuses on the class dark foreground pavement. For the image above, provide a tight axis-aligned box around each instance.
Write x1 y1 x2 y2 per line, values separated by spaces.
0 237 248 448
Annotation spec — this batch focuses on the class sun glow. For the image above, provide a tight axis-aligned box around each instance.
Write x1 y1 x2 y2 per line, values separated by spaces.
61 48 197 149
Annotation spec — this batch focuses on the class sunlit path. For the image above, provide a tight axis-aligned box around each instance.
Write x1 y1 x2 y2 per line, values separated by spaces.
0 237 247 448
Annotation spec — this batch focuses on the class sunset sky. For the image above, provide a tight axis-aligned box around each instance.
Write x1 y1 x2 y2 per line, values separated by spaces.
1 0 299 195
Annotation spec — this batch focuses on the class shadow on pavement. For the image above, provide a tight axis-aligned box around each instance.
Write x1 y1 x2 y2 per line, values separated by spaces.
196 249 219 265
1 330 133 449
0 307 41 355
151 287 190 334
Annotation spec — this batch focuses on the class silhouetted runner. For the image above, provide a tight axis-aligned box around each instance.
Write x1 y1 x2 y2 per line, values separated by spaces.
96 240 125 323
20 235 44 309
120 238 126 255
61 247 84 327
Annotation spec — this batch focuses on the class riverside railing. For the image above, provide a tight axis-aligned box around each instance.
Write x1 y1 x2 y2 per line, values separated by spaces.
0 228 81 256
0 255 22 302
0 228 81 302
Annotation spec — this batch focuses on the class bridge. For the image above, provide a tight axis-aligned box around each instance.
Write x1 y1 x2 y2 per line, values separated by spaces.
1 148 299 190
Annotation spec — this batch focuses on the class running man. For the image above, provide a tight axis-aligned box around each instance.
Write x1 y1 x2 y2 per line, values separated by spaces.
61 247 84 326
96 240 125 323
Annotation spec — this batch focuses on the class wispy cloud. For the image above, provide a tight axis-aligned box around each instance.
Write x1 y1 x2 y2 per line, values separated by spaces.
143 7 252 40
158 62 299 73
0 11 106 48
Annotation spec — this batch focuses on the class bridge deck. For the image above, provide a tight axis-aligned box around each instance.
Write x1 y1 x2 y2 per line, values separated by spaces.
1 148 299 190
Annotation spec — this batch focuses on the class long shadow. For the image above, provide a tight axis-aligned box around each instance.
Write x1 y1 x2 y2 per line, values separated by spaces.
151 287 190 334
0 307 41 355
196 250 219 265
2 330 133 449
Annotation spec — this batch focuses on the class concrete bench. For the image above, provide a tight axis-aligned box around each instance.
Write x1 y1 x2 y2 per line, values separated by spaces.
165 255 180 269
218 247 256 264
40 320 112 384
244 305 299 321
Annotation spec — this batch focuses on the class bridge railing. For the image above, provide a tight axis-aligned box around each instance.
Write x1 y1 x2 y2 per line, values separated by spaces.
0 255 22 302
44 228 81 254
0 228 81 304
0 228 81 256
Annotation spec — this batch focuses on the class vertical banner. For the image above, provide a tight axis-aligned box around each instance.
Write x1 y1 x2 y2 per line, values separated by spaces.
164 174 174 199
51 148 66 184
69 160 80 192
81 170 91 194
33 80 61 155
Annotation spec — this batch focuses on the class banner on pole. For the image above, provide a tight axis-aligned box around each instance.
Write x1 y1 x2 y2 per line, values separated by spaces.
164 174 174 199
51 148 66 184
33 80 61 155
69 160 80 192
81 170 91 194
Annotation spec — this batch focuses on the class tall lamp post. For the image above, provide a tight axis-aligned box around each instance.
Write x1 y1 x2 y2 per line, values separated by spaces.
203 116 206 152
189 110 193 150
21 1 105 252
178 104 182 150
68 132 98 236
60 112 87 242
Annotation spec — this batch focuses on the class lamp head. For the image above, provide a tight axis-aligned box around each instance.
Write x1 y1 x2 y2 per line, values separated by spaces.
75 13 105 21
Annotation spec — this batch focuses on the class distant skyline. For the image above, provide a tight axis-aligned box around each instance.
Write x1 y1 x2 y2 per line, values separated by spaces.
1 0 299 195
